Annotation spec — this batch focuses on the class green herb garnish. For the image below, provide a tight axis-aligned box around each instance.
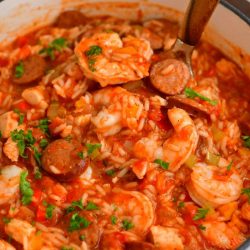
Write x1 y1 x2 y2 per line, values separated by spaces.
193 208 209 220
184 87 218 106
39 138 48 149
198 224 206 231
34 167 42 180
46 204 55 219
65 199 84 214
88 58 96 72
68 213 91 232
226 160 233 171
20 171 34 205
37 118 50 136
178 201 185 208
110 215 117 225
122 219 134 231
105 169 115 176
14 61 24 78
86 143 101 156
79 235 86 241
241 188 250 203
85 45 102 57
85 45 102 72
78 152 84 159
154 159 169 170
13 108 24 125
2 217 11 224
85 201 99 211
39 38 67 60
11 129 35 158
242 136 250 148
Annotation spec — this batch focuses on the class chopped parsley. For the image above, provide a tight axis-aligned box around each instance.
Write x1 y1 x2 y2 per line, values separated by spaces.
46 204 55 219
31 145 42 166
110 215 117 225
193 208 209 220
198 224 206 231
184 87 218 106
79 234 86 241
85 45 102 57
61 247 73 250
178 201 185 208
226 160 233 171
241 188 250 203
121 219 134 231
39 138 48 149
34 167 42 180
88 58 96 72
65 199 84 214
11 129 35 158
2 217 11 224
106 169 115 176
20 171 34 205
37 118 50 136
154 159 169 170
0 131 2 139
68 213 91 232
14 61 24 78
39 37 67 60
242 136 250 148
85 45 102 72
86 143 101 156
13 108 24 125
85 201 99 211
78 152 84 159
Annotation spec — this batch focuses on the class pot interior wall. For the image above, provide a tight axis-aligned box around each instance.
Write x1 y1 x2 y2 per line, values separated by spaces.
0 0 249 76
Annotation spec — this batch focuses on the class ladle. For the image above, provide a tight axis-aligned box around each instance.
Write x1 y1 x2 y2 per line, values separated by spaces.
150 0 219 95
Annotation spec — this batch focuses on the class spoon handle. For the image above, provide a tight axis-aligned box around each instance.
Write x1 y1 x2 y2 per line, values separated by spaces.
180 0 219 46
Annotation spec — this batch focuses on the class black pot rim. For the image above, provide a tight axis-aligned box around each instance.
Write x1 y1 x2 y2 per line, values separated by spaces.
220 0 250 25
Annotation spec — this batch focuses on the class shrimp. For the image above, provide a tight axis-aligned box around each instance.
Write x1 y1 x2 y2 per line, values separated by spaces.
91 87 147 136
201 221 245 249
134 108 198 171
0 240 15 250
5 219 36 249
187 163 243 208
75 32 153 86
241 202 250 221
111 189 154 236
0 165 23 205
149 226 184 250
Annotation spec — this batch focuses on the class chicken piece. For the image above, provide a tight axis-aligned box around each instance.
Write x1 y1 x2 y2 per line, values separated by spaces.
0 111 18 138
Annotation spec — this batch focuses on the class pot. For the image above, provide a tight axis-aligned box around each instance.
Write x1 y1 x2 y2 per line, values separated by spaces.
0 0 249 249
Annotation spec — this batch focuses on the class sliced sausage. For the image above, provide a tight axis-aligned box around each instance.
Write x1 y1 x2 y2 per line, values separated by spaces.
124 241 155 250
12 55 46 85
54 10 86 28
167 95 210 119
239 120 250 135
150 59 190 95
41 139 88 181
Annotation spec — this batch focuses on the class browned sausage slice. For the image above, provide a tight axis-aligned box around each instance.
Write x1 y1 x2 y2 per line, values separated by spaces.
239 120 250 135
12 55 46 85
124 241 155 250
150 59 190 95
54 10 86 28
41 139 88 181
167 95 210 119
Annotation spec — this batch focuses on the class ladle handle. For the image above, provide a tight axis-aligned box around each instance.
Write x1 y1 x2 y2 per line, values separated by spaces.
180 0 219 46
